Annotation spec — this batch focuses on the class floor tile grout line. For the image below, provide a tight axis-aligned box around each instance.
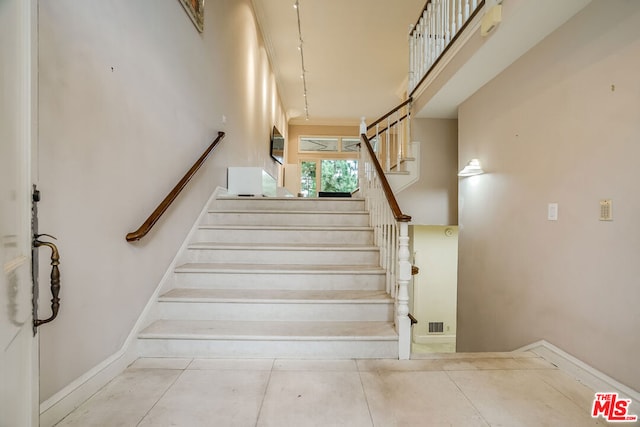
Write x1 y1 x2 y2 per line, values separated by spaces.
135 359 193 427
356 360 377 427
254 358 276 427
444 370 492 427
184 357 195 370
531 368 598 417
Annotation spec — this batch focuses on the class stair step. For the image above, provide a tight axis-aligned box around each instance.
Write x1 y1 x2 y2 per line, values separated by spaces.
194 225 374 245
182 242 379 264
213 196 366 212
138 319 398 359
160 288 392 303
138 321 398 359
172 266 386 291
175 263 384 274
140 319 397 340
154 289 394 321
206 210 370 226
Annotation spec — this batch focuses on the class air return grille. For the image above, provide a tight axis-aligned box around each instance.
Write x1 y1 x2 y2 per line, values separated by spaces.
428 322 444 333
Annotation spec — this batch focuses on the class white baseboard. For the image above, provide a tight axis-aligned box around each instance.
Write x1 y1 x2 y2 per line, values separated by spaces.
39 344 138 427
39 187 226 427
517 340 640 405
414 334 456 345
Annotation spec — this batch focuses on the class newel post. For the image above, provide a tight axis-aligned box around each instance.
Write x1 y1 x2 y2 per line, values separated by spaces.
397 221 411 359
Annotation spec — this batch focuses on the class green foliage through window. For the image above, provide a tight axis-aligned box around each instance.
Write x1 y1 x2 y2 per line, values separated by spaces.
300 161 317 197
321 160 358 193
300 160 358 197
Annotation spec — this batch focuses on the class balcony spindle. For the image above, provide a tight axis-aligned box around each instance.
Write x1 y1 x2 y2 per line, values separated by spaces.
409 27 416 90
437 0 443 57
428 4 435 64
409 0 484 96
385 117 391 172
444 0 450 44
451 0 457 38
398 111 403 167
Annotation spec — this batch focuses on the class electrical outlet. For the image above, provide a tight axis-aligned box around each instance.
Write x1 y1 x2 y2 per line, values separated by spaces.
600 199 613 221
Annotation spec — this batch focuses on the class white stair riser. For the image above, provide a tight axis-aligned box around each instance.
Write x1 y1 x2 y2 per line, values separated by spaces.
206 212 370 227
181 248 379 265
154 301 394 322
137 338 398 359
172 272 386 291
194 228 374 245
213 198 366 212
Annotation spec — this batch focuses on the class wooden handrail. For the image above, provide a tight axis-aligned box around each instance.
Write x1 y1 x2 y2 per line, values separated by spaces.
126 131 226 242
369 113 409 137
367 98 412 131
360 133 411 223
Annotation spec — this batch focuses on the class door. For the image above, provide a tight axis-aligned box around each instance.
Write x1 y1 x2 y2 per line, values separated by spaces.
0 0 39 425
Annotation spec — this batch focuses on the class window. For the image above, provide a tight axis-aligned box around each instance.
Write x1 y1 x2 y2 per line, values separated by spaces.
297 135 360 197
300 160 358 197
298 136 359 153
299 137 339 152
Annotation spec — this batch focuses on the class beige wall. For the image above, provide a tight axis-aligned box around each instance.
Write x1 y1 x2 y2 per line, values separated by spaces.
287 124 359 164
37 0 285 401
286 124 358 194
397 118 458 225
457 0 640 391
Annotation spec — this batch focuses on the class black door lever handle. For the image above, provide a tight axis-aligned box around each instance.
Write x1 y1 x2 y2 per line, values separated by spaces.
33 237 60 328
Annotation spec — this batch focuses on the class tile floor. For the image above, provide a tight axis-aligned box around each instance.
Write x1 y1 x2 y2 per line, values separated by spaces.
55 352 636 426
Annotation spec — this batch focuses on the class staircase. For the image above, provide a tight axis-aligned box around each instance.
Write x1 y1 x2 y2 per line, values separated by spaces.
137 195 399 359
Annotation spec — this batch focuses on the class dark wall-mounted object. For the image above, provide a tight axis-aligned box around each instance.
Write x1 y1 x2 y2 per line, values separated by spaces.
318 192 351 198
270 126 284 165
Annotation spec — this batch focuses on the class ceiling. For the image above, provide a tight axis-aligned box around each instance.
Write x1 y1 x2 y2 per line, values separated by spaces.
252 0 425 125
252 0 593 125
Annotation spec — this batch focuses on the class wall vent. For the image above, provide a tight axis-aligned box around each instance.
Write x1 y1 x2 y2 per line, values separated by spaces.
428 322 444 333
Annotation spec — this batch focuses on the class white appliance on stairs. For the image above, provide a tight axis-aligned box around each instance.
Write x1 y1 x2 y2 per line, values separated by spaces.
137 195 399 359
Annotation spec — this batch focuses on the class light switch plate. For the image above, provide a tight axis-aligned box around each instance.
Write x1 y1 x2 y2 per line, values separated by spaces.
548 203 558 221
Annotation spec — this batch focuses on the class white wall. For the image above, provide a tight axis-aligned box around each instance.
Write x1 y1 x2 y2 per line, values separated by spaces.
37 0 285 401
457 0 640 391
397 118 458 225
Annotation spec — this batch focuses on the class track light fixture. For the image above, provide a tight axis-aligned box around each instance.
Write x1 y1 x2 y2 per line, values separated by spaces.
294 0 309 120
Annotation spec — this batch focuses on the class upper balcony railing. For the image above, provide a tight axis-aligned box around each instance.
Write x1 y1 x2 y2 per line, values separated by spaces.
408 0 485 95
363 98 413 175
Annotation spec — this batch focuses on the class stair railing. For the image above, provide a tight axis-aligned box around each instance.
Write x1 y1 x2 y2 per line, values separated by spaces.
126 131 226 242
408 0 485 95
359 130 412 359
364 98 413 174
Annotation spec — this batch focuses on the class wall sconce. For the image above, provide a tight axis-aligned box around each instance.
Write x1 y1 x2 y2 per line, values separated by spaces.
458 158 484 177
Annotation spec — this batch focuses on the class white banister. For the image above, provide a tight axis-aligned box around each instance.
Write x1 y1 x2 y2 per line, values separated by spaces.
397 221 412 359
358 128 412 360
409 0 484 94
